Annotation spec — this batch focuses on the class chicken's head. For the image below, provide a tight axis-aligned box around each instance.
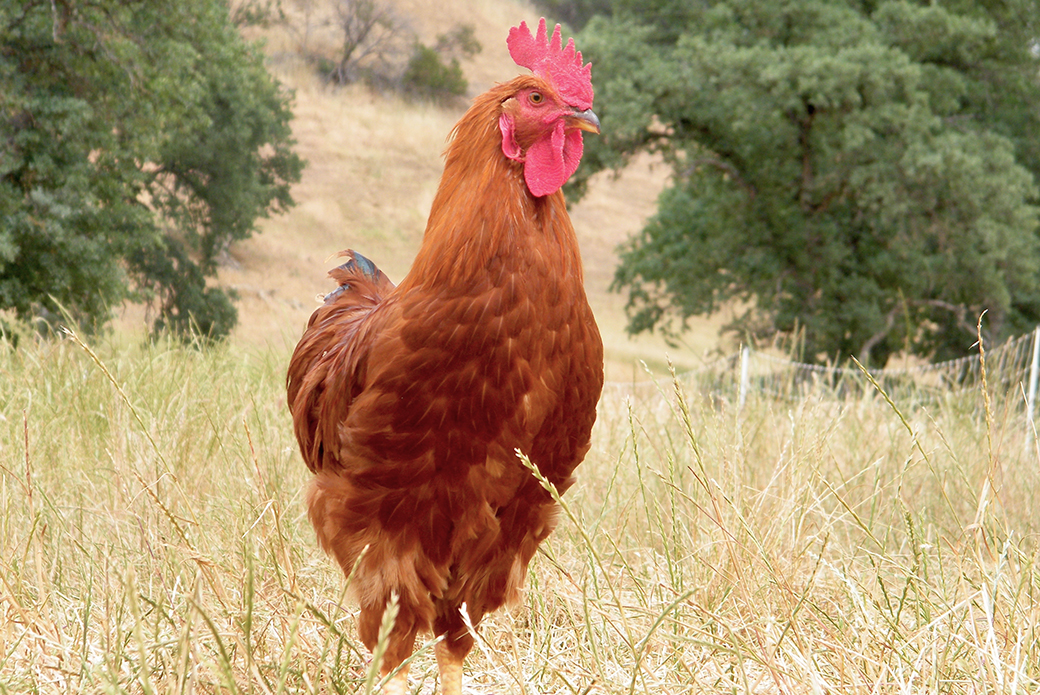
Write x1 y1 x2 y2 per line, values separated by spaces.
499 19 599 197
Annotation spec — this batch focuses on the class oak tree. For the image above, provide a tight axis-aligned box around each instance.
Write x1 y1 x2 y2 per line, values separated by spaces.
1 0 303 338
576 0 1040 364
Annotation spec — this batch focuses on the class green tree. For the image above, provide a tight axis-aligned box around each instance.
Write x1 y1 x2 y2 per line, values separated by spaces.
402 24 481 102
1 0 303 339
576 0 1040 364
530 0 614 31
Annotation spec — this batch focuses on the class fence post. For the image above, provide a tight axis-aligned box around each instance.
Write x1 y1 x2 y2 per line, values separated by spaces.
1028 326 1040 445
739 346 751 410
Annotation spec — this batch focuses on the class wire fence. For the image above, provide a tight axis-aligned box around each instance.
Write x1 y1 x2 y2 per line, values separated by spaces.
602 328 1040 419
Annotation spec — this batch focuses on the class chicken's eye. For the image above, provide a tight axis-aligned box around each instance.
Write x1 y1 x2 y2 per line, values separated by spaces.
529 91 544 104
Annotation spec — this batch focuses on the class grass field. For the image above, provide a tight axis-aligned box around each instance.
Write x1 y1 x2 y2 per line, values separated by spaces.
1 332 1037 693
5 1 1038 692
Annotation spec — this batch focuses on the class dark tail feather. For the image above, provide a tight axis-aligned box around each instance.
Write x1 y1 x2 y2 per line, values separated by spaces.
324 249 395 303
288 249 395 420
349 251 379 281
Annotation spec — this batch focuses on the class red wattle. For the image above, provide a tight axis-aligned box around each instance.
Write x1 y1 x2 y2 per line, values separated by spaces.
523 122 584 197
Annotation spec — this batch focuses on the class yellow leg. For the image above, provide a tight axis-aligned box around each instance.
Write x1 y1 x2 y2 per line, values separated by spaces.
435 640 464 695
381 668 410 695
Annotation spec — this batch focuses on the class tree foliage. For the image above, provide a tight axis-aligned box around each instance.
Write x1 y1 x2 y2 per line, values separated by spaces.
530 0 614 32
1 0 303 339
402 24 481 102
576 0 1040 364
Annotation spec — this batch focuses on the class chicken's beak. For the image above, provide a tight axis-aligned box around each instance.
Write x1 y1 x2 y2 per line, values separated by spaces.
568 108 601 134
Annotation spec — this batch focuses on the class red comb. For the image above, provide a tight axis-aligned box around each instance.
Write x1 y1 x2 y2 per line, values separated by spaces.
507 18 593 111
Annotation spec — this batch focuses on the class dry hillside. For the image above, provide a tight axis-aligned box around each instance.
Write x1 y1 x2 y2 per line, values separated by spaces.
169 0 737 380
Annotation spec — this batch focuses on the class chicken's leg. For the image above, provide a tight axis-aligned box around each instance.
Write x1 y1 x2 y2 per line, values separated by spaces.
381 668 410 695
435 640 464 695
367 613 416 695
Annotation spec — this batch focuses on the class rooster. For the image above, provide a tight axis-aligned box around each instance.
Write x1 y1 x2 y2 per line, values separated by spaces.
287 19 603 695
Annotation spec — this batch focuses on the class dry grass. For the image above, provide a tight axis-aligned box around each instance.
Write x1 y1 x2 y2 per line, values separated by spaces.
1 332 1037 693
13 3 1038 693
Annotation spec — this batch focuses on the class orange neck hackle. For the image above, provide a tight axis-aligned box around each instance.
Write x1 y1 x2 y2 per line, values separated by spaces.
400 77 579 294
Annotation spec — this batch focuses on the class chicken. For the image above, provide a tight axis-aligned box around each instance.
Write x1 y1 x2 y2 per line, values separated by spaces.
286 19 603 695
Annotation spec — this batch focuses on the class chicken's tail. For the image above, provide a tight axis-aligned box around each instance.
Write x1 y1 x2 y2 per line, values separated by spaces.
323 249 395 305
287 250 395 439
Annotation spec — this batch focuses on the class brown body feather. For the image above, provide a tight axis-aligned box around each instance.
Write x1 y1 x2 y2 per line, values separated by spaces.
287 76 604 675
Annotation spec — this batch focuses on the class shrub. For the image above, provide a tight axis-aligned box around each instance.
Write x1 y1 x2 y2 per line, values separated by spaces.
402 43 467 100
